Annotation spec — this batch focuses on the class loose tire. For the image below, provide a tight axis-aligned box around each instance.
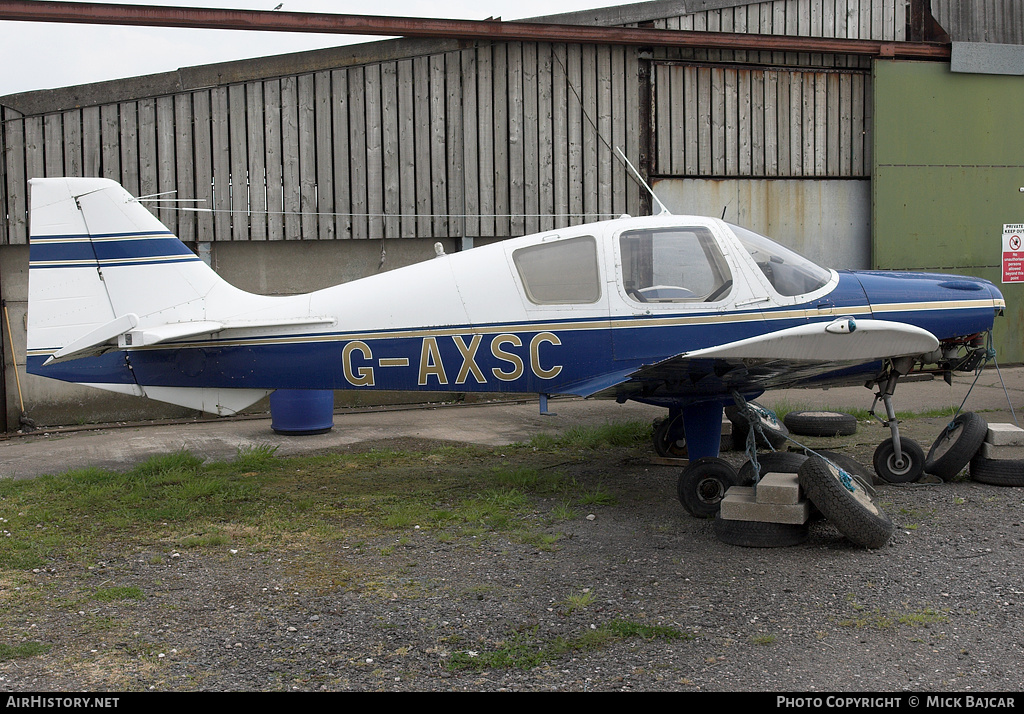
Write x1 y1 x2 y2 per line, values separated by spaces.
873 438 925 484
737 451 809 485
678 457 741 519
653 416 687 458
925 412 988 479
783 410 858 437
814 449 880 492
713 514 808 548
798 456 895 549
969 455 1024 487
727 402 789 450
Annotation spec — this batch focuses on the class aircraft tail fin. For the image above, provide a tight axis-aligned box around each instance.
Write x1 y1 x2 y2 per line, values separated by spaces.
27 177 229 357
26 177 272 415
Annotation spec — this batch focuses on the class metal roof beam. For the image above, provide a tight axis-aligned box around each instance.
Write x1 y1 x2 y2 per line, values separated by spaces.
0 0 952 60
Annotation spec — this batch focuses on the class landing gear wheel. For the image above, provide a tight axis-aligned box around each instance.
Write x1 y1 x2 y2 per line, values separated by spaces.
925 412 988 480
653 416 687 458
737 451 809 485
677 457 740 519
969 455 1024 487
713 514 808 548
726 402 789 450
798 456 895 549
873 438 925 484
783 410 858 437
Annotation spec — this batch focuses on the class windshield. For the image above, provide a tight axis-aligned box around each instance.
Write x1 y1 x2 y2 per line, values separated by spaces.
730 224 831 297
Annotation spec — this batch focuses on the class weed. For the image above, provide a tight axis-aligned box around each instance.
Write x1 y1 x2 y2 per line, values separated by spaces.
558 589 595 613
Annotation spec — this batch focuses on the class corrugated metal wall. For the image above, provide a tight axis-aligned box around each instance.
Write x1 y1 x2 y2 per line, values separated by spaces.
931 0 1024 44
872 59 1024 363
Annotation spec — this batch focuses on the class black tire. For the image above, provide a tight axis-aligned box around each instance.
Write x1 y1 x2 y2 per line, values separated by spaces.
727 402 789 450
798 456 895 549
783 410 858 437
814 449 881 491
652 415 687 458
873 438 925 484
677 457 741 519
969 455 1024 487
925 412 988 479
713 514 808 548
737 451 809 485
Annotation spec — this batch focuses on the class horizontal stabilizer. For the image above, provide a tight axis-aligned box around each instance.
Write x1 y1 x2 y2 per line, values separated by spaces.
44 314 139 365
45 316 337 365
118 316 336 348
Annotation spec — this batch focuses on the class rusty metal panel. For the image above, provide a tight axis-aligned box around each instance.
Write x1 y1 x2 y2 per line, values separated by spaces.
653 176 871 270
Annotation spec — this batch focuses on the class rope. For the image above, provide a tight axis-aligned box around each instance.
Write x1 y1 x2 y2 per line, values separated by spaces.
731 390 860 493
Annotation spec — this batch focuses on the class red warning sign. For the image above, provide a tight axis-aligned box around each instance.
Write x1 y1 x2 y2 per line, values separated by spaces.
1003 224 1024 283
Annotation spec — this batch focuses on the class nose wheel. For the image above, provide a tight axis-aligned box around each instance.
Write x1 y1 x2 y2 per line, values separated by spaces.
873 437 924 483
868 357 925 484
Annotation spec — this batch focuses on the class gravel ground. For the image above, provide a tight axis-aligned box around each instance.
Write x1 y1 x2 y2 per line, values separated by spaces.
1 414 1022 693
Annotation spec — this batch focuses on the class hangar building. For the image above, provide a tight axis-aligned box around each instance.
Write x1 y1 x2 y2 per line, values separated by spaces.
0 0 1021 429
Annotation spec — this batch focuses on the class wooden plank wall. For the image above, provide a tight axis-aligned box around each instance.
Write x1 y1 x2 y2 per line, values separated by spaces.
0 42 642 246
653 63 870 178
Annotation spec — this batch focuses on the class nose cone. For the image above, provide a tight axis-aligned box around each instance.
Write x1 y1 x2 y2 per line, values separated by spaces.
853 271 1003 341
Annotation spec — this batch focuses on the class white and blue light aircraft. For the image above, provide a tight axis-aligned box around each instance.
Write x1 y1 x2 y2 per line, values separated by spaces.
26 177 1004 514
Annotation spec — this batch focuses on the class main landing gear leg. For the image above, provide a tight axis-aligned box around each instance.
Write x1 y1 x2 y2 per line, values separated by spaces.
869 357 925 484
676 401 740 519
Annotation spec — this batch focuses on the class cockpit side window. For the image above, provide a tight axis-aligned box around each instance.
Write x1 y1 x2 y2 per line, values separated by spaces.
619 227 733 303
731 224 831 297
513 235 601 304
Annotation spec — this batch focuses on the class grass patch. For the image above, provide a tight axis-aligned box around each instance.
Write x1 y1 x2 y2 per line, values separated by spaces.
763 399 959 423
0 642 51 662
0 421 646 572
445 619 693 671
520 421 651 451
94 586 144 602
838 607 949 630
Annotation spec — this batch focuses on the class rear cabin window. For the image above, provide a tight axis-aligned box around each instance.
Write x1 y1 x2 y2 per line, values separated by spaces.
619 227 733 303
513 236 601 305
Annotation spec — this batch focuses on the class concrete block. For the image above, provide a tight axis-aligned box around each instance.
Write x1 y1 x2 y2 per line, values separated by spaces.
986 423 1024 446
980 442 1024 461
720 487 809 525
756 472 802 505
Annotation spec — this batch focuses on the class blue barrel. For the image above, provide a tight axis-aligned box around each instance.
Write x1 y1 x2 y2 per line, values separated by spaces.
270 390 335 435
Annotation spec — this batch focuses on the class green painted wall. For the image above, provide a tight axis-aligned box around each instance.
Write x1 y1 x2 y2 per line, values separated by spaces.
873 60 1024 364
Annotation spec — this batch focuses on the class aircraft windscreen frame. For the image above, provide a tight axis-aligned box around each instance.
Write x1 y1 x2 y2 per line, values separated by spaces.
730 223 832 297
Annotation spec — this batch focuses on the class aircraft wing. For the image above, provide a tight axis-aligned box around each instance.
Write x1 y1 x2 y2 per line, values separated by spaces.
582 318 940 402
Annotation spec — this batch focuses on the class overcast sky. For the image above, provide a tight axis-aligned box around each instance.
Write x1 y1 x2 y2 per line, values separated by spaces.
0 0 629 96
